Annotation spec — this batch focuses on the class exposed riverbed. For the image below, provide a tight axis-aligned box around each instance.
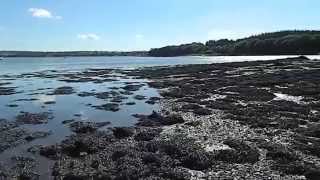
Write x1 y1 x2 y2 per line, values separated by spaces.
1 56 320 179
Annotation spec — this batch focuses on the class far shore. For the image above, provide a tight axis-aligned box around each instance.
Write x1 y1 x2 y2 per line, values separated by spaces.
1 54 320 58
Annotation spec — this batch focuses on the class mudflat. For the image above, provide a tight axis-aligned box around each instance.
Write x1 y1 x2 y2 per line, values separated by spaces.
1 56 320 179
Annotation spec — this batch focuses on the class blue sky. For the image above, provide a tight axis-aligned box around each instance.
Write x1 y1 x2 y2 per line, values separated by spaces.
0 0 319 51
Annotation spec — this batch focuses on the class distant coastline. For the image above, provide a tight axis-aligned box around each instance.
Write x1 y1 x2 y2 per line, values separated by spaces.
1 30 320 58
0 51 149 58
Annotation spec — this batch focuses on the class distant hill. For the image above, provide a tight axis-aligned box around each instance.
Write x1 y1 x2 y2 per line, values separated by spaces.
149 30 320 56
0 51 148 57
2 30 320 57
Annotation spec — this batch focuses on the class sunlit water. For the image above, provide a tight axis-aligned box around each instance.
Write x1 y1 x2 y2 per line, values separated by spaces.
2 55 320 75
0 55 319 178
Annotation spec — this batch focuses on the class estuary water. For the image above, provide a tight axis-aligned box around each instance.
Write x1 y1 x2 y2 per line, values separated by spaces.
2 55 320 75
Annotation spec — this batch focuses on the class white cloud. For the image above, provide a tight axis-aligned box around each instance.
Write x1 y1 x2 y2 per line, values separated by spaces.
77 33 100 40
135 34 144 39
28 8 62 19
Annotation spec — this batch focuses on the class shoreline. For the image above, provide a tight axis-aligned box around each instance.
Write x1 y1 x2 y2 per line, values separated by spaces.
1 54 320 59
1 56 320 179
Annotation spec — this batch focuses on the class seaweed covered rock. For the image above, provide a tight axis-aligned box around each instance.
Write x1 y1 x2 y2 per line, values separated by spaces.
69 121 110 134
214 139 259 164
134 128 162 141
158 135 214 170
298 124 320 138
293 135 320 157
193 107 212 116
24 131 51 141
93 103 120 112
112 127 135 139
16 112 53 124
40 145 59 159
122 84 144 91
264 143 299 162
135 111 185 127
258 142 320 176
61 139 98 158
162 114 185 125
52 86 75 95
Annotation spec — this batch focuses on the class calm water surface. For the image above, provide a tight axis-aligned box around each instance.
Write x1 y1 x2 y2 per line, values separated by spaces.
2 55 320 75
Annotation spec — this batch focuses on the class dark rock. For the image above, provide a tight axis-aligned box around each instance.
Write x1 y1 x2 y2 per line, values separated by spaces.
134 95 147 100
63 174 86 180
77 92 95 97
69 121 111 134
112 127 135 139
52 86 75 95
185 121 202 127
149 96 161 101
160 88 184 98
272 161 308 175
40 145 59 159
6 104 18 107
214 139 259 164
162 114 185 125
27 145 42 154
293 135 320 157
134 128 162 141
111 150 127 161
24 131 51 142
145 97 161 104
265 144 299 162
62 119 76 124
15 98 39 102
145 100 156 105
44 101 56 105
298 55 310 60
305 169 320 180
122 84 144 91
109 87 120 90
93 103 120 112
110 95 128 103
91 160 99 169
181 103 202 111
299 124 320 138
180 149 213 170
158 136 213 170
120 90 134 95
61 139 98 158
125 102 136 105
135 111 185 127
16 112 53 124
102 90 120 98
0 87 18 96
193 107 212 116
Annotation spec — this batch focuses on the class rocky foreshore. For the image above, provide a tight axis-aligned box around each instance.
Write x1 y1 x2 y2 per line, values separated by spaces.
1 56 320 179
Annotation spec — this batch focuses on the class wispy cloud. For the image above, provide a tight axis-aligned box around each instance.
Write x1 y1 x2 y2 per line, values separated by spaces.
28 8 62 19
135 34 144 39
77 33 101 40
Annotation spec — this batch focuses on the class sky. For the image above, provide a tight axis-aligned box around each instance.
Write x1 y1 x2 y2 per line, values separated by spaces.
0 0 319 51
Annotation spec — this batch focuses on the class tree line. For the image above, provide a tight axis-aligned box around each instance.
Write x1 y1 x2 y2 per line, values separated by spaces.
149 30 320 56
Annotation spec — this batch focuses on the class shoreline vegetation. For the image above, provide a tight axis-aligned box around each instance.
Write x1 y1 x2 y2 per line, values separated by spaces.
1 30 320 58
1 56 320 179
